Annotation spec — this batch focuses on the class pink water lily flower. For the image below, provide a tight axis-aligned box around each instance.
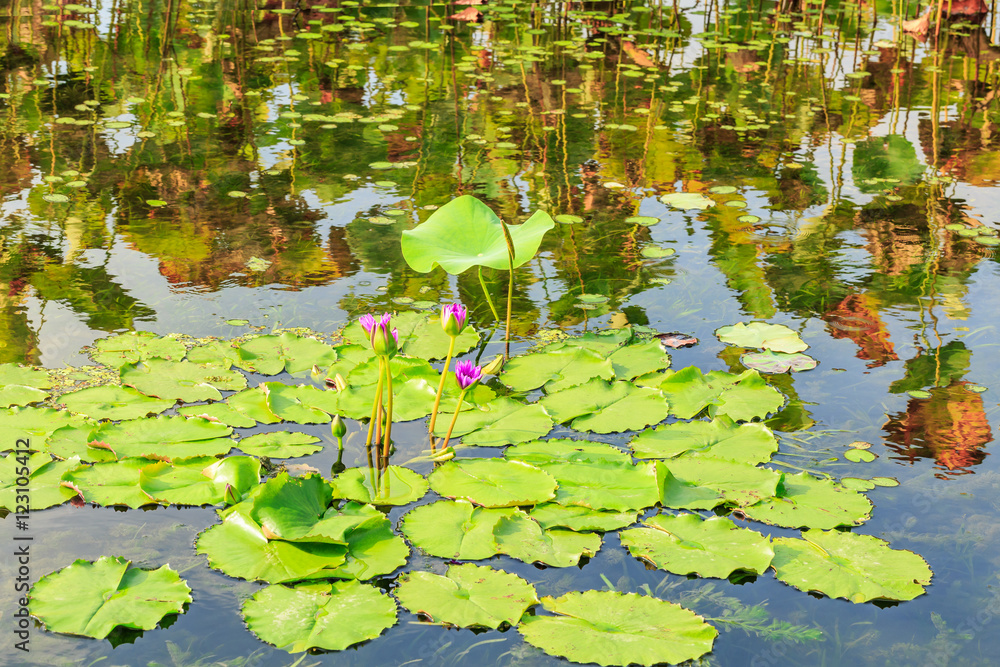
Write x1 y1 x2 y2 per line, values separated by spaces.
441 303 468 337
454 360 482 390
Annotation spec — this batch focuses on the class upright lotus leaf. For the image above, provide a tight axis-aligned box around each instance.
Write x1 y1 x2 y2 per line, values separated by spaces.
327 502 410 581
0 452 82 511
715 322 808 354
247 474 334 541
340 311 479 360
62 458 161 508
431 396 553 446
657 464 728 510
177 403 257 428
655 367 784 421
185 340 242 368
504 438 631 465
226 386 282 424
493 511 601 567
401 195 555 273
138 456 261 506
529 504 639 532
660 191 716 210
518 591 717 666
90 416 234 460
28 556 192 640
771 529 932 603
499 346 614 393
0 407 90 452
540 379 669 433
121 359 247 402
621 514 774 579
237 431 322 458
333 465 428 506
394 564 538 629
242 580 396 652
44 425 115 463
539 461 662 512
58 385 174 421
90 331 186 368
630 418 778 464
743 472 873 529
236 332 338 375
260 383 331 424
401 500 515 560
741 351 818 374
429 459 556 507
664 456 781 507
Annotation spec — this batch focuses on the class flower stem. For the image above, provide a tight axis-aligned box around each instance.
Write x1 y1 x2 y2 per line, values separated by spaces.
440 388 469 450
505 266 514 360
478 266 501 321
365 358 386 452
428 336 457 446
381 360 395 466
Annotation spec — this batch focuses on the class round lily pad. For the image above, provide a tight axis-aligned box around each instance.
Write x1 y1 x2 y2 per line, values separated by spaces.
429 459 556 507
333 465 428 506
844 449 876 463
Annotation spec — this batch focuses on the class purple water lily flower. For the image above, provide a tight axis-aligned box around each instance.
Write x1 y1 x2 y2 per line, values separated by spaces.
369 312 399 357
454 360 483 390
359 313 377 337
441 303 467 337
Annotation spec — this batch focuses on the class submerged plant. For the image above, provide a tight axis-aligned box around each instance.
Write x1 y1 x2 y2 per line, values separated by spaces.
427 303 467 447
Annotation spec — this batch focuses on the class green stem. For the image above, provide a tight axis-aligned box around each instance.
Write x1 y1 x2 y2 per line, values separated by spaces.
440 388 469 450
381 360 395 465
478 266 501 321
364 358 386 452
505 266 513 359
427 336 457 445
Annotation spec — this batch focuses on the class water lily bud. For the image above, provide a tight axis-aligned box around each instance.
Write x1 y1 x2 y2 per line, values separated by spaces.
331 415 347 439
480 354 503 375
223 483 241 506
454 359 483 390
441 303 467 337
370 313 399 358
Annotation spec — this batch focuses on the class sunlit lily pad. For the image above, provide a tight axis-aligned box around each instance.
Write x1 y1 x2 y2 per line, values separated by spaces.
540 379 669 434
58 385 174 421
333 465 428 506
139 456 261 506
505 438 630 465
495 511 601 567
429 459 556 507
236 333 338 375
772 529 932 603
0 452 82 511
121 359 246 402
29 556 192 639
741 351 817 374
500 346 614 393
237 431 322 458
529 503 638 531
401 500 514 560
660 192 715 210
431 397 554 446
654 367 785 421
664 456 781 507
630 418 778 464
844 449 876 463
743 472 873 529
518 591 717 666
62 458 162 508
539 460 662 512
89 416 234 460
340 311 479 361
91 332 186 368
716 322 808 354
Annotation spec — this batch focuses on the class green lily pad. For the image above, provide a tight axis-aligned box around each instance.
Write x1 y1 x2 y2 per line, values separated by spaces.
121 359 246 402
630 418 778 464
431 397 553 446
0 452 82 511
845 448 876 463
89 416 234 460
139 456 261 506
772 529 932 603
186 340 242 367
333 465 428 506
741 351 817 373
540 379 669 433
327 502 410 581
395 564 537 629
494 511 602 567
0 384 49 407
401 195 555 274
243 580 396 652
256 383 331 424
29 556 192 639
62 458 162 508
222 387 281 424
237 431 322 458
743 472 873 529
538 460 662 512
429 459 556 507
655 367 785 421
58 385 175 421
0 407 91 452
505 438 631 465
518 591 717 666
177 402 257 428
499 346 614 393
401 500 514 560
236 333 338 375
0 364 52 389
664 456 781 507
621 514 774 578
660 192 715 210
90 332 186 368
716 322 808 354
658 464 728 510
529 503 638 531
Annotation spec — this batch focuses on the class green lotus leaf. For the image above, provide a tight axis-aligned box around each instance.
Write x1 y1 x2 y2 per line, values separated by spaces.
28 556 192 639
185 340 242 367
428 459 557 507
529 503 639 531
741 350 818 374
655 367 784 421
540 379 669 434
504 438 631 465
660 191 716 210
242 580 396 652
401 500 514 560
499 346 614 393
716 322 808 354
121 359 247 402
400 195 555 274
196 511 348 583
90 331 187 368
325 345 436 386
237 431 322 458
518 590 717 666
235 332 338 375
333 465 428 506
0 384 49 408
0 363 52 388
742 472 873 529
538 461 662 512
0 407 90 453
340 311 480 361
431 397 553 446
90 416 234 460
664 456 781 507
552 329 632 356
327 502 410 581
138 456 261 506
630 418 778 464
177 402 257 428
0 452 82 511
62 458 162 508
394 564 538 629
58 385 174 421
494 511 601 567
772 529 932 603
621 514 774 579
657 464 728 510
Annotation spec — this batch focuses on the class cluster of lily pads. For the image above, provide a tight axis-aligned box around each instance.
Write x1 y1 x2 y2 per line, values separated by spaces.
1 306 932 664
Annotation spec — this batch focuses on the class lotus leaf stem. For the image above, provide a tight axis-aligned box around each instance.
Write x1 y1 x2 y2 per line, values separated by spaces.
478 266 501 321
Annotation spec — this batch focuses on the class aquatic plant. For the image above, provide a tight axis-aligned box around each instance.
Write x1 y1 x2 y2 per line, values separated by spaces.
427 303 467 446
360 313 399 465
438 360 483 449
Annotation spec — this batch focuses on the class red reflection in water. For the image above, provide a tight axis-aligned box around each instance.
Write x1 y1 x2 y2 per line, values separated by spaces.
824 293 898 368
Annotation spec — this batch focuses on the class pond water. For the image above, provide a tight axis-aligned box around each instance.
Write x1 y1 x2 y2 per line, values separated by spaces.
2 0 1000 665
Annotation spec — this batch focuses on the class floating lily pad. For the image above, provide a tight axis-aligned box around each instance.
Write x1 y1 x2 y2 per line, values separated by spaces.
518 591 717 666
630 418 778 464
139 456 261 506
743 472 873 529
505 438 630 465
716 322 808 354
29 556 192 639
771 529 932 603
237 431 322 458
541 379 669 434
236 333 338 375
90 416 234 460
58 385 175 421
500 346 614 393
333 465 428 506
91 332 186 368
242 580 396 652
401 500 514 560
340 311 479 361
654 367 785 421
844 449 876 463
540 460 662 512
0 407 91 453
121 359 246 402
62 458 164 508
529 503 638 531
431 397 553 446
0 452 82 511
741 351 817 374
660 192 715 210
394 564 537 629
494 511 602 567
177 403 256 428
0 384 49 407
429 459 556 507
621 514 774 579
665 456 781 507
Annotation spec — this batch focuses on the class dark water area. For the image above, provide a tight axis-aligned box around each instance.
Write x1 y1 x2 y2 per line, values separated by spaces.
2 0 1000 665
